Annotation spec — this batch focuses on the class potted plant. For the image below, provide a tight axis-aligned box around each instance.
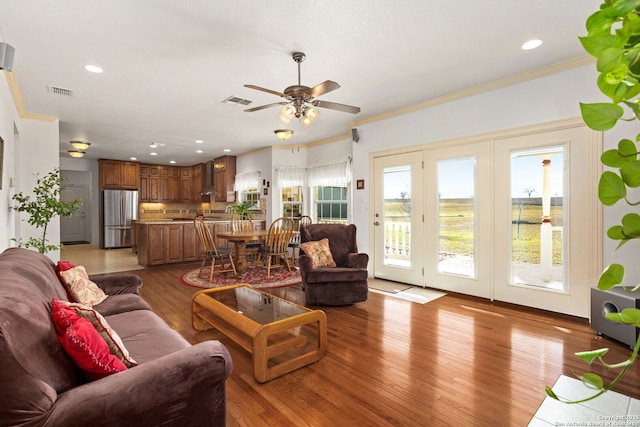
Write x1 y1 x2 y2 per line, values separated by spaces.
12 168 82 254
545 0 640 403
228 200 255 219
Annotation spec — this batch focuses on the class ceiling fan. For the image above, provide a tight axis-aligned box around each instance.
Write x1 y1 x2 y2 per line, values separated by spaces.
244 52 360 126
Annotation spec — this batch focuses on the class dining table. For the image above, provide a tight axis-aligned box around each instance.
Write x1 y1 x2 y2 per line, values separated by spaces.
215 229 269 275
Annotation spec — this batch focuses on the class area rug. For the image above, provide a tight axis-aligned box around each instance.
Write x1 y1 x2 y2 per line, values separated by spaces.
180 266 302 290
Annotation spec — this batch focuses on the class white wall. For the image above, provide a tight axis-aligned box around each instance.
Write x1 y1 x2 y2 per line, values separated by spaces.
0 71 18 250
351 64 608 265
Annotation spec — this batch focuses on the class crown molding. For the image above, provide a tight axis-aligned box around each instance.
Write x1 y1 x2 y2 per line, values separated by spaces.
4 70 57 122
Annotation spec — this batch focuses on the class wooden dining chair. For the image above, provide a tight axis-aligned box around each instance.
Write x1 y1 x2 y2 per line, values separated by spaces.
256 217 294 278
230 214 261 265
288 215 312 264
194 217 236 282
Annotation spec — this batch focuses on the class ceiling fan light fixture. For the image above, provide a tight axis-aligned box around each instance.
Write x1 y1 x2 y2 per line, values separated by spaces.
274 129 294 140
68 150 85 158
70 140 90 150
279 105 295 124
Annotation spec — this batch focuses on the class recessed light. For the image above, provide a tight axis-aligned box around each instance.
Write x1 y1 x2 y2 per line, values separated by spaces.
169 160 176 164
130 157 137 161
149 143 158 148
196 149 203 154
224 148 231 153
521 39 543 50
195 139 204 144
84 64 103 73
150 152 158 156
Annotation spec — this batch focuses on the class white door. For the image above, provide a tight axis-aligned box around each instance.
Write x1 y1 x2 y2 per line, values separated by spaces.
493 126 600 318
373 151 424 285
424 142 493 298
61 185 88 244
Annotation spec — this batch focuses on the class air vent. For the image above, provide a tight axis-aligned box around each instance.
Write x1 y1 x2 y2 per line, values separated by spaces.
222 95 252 106
47 85 74 97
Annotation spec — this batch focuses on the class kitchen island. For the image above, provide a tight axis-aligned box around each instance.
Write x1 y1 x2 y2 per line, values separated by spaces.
135 219 265 267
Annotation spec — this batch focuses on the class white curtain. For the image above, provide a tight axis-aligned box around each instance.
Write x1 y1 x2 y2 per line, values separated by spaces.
275 166 305 187
234 170 261 192
307 161 349 187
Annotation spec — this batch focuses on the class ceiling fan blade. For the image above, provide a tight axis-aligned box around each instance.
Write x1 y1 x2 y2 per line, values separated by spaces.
306 80 341 98
244 102 287 112
313 100 361 114
244 84 288 98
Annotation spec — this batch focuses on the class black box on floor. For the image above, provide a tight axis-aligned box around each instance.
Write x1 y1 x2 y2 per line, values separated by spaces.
590 286 640 349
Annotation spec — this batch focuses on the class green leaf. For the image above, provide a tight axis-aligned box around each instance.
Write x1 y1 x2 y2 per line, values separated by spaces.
580 373 604 390
620 160 640 187
579 35 624 56
599 171 627 205
576 348 609 364
621 213 640 237
623 100 640 120
545 386 560 400
601 139 638 166
598 264 625 289
605 64 629 85
580 102 624 130
586 10 614 36
619 307 640 326
607 225 625 240
607 0 640 18
597 48 626 73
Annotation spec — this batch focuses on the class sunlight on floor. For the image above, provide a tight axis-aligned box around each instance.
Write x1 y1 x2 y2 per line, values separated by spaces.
60 244 143 275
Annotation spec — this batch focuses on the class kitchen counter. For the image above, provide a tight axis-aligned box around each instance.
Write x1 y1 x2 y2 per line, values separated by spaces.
135 219 265 267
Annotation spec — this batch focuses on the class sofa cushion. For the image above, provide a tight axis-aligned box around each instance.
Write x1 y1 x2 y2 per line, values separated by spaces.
60 300 137 368
105 309 192 364
299 238 336 269
51 299 128 380
60 266 108 306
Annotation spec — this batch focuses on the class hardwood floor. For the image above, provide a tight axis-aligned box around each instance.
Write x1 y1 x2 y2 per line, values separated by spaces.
121 264 640 426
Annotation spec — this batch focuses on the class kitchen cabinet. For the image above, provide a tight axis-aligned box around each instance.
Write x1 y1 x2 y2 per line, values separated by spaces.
179 167 192 203
191 163 206 201
99 159 139 190
137 223 184 266
136 220 264 267
183 222 200 261
213 155 236 202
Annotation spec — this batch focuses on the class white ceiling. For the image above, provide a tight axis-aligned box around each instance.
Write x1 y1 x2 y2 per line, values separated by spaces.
1 0 599 165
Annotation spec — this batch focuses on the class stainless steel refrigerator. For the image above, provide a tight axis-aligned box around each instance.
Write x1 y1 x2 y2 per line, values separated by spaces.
101 189 138 249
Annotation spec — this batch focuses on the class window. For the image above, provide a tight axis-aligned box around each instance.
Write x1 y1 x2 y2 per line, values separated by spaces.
314 186 347 224
234 171 261 208
242 190 261 209
282 186 303 219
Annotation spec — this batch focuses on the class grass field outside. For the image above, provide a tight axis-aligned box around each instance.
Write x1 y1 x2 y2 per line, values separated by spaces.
384 198 564 265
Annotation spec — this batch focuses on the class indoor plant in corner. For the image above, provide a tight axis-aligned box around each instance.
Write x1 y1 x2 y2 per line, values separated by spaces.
546 0 640 403
228 200 255 219
12 168 82 254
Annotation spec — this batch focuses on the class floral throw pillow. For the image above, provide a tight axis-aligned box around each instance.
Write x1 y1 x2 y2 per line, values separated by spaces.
60 300 137 368
59 266 108 306
299 238 336 269
51 298 127 381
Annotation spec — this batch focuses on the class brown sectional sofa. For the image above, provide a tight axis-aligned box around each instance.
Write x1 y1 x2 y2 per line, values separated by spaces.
0 247 232 426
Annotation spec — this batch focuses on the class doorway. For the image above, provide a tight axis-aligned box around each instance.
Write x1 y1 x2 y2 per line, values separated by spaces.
60 170 91 244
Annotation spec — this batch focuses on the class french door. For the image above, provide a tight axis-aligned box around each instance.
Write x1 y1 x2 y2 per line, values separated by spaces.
424 142 493 298
493 126 600 318
373 152 424 285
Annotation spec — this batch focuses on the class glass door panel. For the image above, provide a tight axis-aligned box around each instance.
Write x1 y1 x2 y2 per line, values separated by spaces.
373 152 424 285
510 146 566 290
437 157 476 277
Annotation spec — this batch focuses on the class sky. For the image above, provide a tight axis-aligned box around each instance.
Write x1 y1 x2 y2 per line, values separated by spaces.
383 147 565 200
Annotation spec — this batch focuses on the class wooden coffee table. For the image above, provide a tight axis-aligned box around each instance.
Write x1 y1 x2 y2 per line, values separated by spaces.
192 284 327 383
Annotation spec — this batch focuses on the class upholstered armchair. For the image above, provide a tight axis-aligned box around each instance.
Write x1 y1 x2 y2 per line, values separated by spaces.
298 223 369 305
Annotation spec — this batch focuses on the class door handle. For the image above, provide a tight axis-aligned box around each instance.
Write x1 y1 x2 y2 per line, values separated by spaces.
374 221 380 226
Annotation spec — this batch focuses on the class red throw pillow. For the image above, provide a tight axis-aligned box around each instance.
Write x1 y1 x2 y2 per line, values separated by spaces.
51 298 127 381
55 261 76 300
